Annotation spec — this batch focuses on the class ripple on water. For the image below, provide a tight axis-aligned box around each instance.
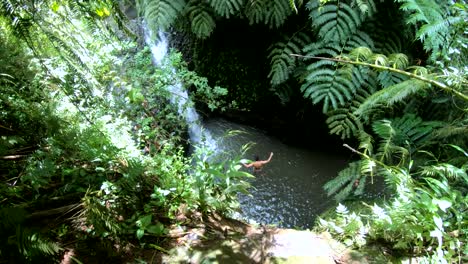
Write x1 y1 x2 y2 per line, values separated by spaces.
205 118 349 228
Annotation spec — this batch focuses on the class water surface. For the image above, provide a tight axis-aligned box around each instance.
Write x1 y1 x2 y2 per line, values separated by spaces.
205 118 349 228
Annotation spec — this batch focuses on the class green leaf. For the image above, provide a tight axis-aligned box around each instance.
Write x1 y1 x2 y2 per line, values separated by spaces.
136 229 145 240
205 168 226 179
146 223 165 235
136 214 152 228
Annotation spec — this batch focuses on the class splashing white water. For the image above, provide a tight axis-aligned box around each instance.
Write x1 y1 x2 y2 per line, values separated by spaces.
144 27 217 151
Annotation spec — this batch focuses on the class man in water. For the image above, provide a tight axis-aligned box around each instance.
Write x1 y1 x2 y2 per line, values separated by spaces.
242 152 274 172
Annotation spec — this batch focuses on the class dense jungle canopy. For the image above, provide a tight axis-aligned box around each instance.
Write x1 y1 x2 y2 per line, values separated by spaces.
0 0 467 263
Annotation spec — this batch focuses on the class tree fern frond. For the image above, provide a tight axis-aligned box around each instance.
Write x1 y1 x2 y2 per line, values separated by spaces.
372 119 397 162
377 70 408 88
266 0 292 28
208 0 245 18
324 161 364 201
343 31 375 52
141 0 186 32
307 1 363 44
301 68 356 112
351 0 377 17
421 163 468 182
186 1 216 39
396 0 450 61
326 108 363 139
325 74 375 139
433 125 468 139
388 53 409 69
268 32 311 85
391 114 443 147
245 0 268 25
349 46 373 62
372 114 443 163
355 78 429 116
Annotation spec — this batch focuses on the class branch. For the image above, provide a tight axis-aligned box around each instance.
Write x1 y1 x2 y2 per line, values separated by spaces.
343 144 387 168
1 155 27 160
290 54 468 102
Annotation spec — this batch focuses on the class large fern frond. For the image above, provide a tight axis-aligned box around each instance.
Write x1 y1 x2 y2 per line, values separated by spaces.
267 0 293 28
244 0 268 25
326 76 377 139
372 114 443 163
396 0 451 61
208 0 245 18
352 0 377 17
354 78 430 116
324 161 366 201
139 0 186 32
268 32 310 85
301 33 375 113
307 1 363 44
186 1 216 39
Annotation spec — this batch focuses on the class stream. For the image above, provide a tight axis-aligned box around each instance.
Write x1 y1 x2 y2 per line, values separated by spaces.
205 118 349 229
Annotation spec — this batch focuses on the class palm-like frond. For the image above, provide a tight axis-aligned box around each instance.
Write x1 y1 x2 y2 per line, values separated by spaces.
354 78 429 116
324 161 366 201
139 0 186 32
372 114 443 163
186 1 216 39
352 0 377 17
266 0 292 28
244 0 268 25
208 0 245 18
268 32 310 85
301 33 375 113
396 0 452 61
307 1 363 44
326 77 376 139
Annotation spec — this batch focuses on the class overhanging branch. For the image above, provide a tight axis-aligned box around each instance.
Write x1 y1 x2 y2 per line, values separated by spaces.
290 54 468 102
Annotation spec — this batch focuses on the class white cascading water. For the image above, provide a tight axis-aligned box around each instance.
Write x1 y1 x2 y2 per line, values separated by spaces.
144 28 217 151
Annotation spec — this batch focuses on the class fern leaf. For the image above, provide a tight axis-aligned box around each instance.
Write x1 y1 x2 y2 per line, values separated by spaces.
372 114 443 163
208 0 245 18
267 0 292 28
308 1 363 44
326 80 375 139
396 0 451 61
245 0 268 25
141 0 186 31
391 114 443 147
324 161 364 201
301 32 375 113
421 164 468 182
372 119 397 162
187 1 216 39
355 79 430 116
268 32 311 85
301 69 355 113
352 0 377 17
388 53 409 69
377 70 408 88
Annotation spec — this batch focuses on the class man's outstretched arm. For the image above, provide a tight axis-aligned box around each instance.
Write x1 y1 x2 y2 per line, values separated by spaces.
259 152 274 165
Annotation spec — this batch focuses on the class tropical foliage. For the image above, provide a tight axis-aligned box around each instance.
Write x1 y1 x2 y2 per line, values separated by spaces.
0 1 249 262
1 0 467 262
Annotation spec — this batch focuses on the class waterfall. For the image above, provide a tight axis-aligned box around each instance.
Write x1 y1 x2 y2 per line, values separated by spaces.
144 28 217 152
